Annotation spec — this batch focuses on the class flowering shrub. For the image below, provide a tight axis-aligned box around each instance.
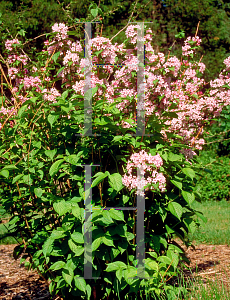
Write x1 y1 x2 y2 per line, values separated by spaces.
122 151 166 196
0 22 229 299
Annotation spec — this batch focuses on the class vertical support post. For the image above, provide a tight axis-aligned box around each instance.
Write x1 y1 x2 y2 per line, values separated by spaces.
84 22 93 137
84 165 93 279
136 167 146 278
82 164 101 280
136 22 145 137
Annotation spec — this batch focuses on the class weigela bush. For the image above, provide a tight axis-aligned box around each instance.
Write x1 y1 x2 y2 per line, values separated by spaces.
0 22 229 299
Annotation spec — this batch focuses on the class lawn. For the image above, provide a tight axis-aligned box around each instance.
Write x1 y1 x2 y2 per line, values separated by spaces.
189 199 230 246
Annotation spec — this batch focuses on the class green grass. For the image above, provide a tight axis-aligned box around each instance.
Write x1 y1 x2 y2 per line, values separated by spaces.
173 269 230 300
189 199 230 245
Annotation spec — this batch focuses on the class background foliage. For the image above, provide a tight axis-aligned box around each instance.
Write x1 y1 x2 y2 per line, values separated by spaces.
1 0 230 82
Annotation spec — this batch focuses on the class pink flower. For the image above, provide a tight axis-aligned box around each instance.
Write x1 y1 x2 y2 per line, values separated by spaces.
122 150 166 195
42 88 61 103
52 23 68 41
5 39 20 51
23 76 42 91
8 67 19 79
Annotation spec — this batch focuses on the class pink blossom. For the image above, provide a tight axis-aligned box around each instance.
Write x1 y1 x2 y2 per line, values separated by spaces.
8 67 19 79
42 88 61 103
52 23 68 41
122 150 166 195
23 76 42 91
5 39 20 51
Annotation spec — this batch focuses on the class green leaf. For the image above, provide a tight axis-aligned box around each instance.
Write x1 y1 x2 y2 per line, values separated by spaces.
48 113 60 127
62 90 69 100
62 268 74 287
18 105 27 118
51 229 66 239
70 196 82 203
150 235 160 253
168 202 183 220
68 239 84 256
42 237 54 258
108 209 124 221
102 236 114 247
34 187 44 198
122 195 129 204
165 224 175 234
53 51 60 63
90 8 98 18
74 276 86 293
105 261 127 272
102 210 114 224
91 172 108 188
71 232 84 244
123 266 137 284
145 258 159 271
182 168 196 180
9 215 19 225
166 250 179 268
45 149 57 161
112 136 123 143
49 261 66 271
108 173 123 192
116 268 123 283
32 141 41 149
23 174 32 185
171 179 182 190
92 237 101 251
2 165 18 170
49 159 64 177
49 280 55 295
195 211 207 223
168 152 182 161
182 190 195 205
125 232 135 241
158 255 173 265
0 169 9 178
146 251 158 259
86 284 91 299
65 153 82 165
53 200 71 216
72 204 81 219
57 66 65 76
12 174 23 184
184 219 197 235
111 248 120 260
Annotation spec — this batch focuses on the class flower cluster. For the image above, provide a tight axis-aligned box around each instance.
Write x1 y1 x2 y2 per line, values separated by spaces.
224 57 230 70
125 25 141 44
122 150 166 196
5 39 20 51
42 88 61 103
22 76 42 92
51 23 68 41
182 36 202 56
3 22 230 166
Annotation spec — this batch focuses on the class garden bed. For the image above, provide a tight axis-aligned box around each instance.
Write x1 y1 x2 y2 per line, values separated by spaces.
0 242 230 300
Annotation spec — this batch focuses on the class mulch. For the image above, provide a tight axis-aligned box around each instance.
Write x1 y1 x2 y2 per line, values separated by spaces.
0 242 230 299
0 244 53 300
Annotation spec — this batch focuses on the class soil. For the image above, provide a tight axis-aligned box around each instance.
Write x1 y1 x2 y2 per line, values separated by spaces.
0 242 230 300
176 241 230 294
